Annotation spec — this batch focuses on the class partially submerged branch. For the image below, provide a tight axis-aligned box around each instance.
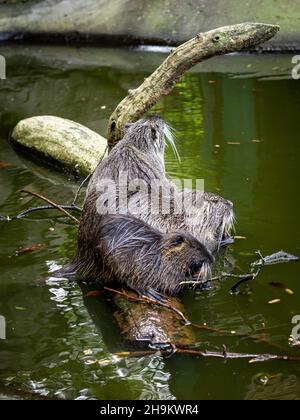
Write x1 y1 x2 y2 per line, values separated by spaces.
15 204 81 220
106 288 195 348
113 347 300 364
21 189 80 224
108 23 280 148
106 286 293 353
180 250 299 294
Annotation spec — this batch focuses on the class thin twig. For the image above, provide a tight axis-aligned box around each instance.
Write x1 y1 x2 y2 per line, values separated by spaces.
191 323 288 352
114 347 300 363
21 189 80 224
230 267 262 294
179 269 262 294
15 204 82 220
104 287 191 325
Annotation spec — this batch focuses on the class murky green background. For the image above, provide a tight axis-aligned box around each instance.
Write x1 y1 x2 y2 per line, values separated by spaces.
0 45 299 400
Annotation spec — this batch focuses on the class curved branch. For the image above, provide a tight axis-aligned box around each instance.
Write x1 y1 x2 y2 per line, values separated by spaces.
107 22 280 149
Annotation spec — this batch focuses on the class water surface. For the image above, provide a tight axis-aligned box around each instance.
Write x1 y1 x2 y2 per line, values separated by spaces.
0 45 299 400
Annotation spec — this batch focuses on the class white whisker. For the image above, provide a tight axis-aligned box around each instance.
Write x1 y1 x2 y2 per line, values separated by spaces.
164 124 181 162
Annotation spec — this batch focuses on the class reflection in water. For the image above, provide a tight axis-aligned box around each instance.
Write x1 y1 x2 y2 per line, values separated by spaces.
0 46 299 399
246 374 300 400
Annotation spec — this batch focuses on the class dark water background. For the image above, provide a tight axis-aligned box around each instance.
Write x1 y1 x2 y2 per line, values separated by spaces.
0 45 299 400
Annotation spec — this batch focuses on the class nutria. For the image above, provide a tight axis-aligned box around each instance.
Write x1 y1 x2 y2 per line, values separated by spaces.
83 115 234 253
64 214 213 297
56 115 234 296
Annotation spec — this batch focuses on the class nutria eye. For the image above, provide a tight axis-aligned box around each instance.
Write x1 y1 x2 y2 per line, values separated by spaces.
151 128 157 140
213 35 220 43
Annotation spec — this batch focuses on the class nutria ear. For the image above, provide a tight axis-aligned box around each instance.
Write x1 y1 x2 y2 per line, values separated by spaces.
170 234 185 247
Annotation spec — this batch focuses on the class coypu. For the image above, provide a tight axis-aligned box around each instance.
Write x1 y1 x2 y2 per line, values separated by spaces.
56 115 233 297
83 115 235 253
64 214 213 297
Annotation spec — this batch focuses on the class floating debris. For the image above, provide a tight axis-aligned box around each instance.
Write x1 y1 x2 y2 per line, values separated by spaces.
15 243 44 256
269 282 294 295
84 359 97 365
288 335 300 348
268 299 281 305
252 251 299 267
285 289 294 295
0 161 12 169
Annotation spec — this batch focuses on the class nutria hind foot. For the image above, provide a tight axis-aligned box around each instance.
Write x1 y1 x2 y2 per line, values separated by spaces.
130 286 168 304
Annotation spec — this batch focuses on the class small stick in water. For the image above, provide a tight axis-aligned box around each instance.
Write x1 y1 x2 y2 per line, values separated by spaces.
113 347 300 363
21 189 80 224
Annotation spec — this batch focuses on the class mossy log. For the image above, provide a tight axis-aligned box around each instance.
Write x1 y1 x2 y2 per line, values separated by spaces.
11 115 107 177
10 23 279 348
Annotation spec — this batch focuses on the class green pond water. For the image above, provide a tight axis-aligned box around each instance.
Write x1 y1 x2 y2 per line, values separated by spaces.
0 45 300 400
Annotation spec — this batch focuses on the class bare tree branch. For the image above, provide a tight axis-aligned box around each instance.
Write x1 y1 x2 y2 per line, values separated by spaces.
21 189 80 224
108 23 280 149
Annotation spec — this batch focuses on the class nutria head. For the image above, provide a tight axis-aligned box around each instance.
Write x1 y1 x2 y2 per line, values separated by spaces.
157 231 214 292
97 215 213 295
123 115 179 163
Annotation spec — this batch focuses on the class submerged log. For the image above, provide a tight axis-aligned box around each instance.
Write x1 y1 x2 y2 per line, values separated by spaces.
11 115 107 177
111 291 195 349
